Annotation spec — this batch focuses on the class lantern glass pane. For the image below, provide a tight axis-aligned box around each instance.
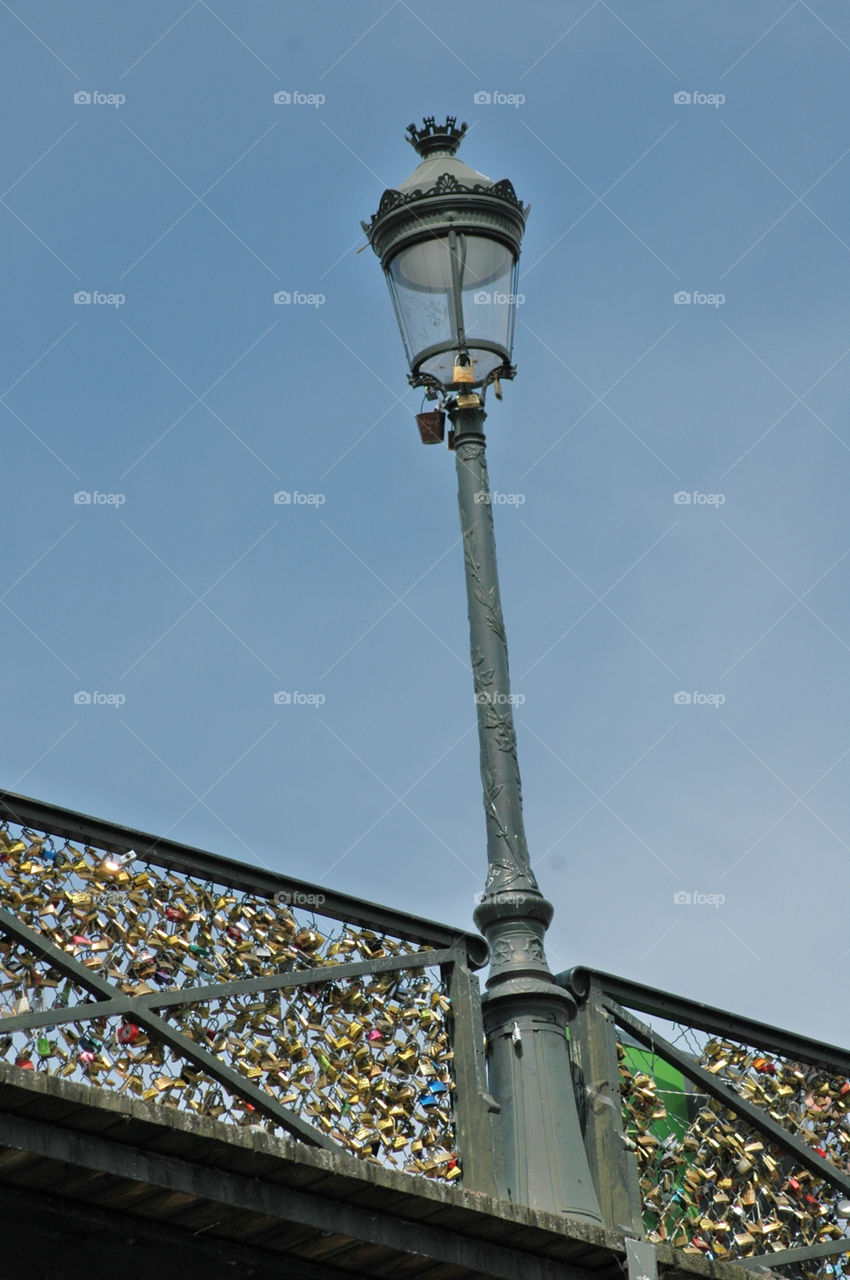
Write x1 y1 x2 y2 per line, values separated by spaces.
461 250 516 347
388 239 455 366
387 234 518 387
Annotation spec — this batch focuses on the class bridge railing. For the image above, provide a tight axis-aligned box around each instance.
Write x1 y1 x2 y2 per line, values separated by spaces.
562 967 850 1279
0 791 501 1196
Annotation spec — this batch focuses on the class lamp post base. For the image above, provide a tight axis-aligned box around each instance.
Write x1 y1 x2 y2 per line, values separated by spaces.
482 986 603 1221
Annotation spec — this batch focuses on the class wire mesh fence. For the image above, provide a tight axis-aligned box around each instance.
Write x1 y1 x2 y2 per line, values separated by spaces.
0 810 471 1182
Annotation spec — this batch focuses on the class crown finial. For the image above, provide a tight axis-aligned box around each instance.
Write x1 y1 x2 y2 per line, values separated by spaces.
405 115 468 159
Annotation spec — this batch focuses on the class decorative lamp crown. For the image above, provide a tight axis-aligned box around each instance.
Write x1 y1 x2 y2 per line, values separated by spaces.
405 115 468 158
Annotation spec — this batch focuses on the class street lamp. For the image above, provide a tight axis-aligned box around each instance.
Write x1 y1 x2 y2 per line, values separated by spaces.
363 117 603 1222
362 115 524 402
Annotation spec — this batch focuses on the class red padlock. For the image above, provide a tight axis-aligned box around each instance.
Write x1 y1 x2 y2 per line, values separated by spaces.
165 907 183 922
117 1023 141 1045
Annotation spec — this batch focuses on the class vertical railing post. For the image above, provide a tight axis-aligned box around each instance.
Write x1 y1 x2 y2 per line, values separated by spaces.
446 952 506 1199
569 976 644 1235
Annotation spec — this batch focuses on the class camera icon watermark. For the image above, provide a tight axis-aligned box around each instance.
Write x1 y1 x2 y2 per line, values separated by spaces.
673 90 725 108
273 290 325 307
273 491 325 506
74 90 126 108
273 691 326 706
74 691 126 707
673 691 726 707
74 491 125 506
673 889 726 907
673 490 725 506
673 290 725 307
272 90 325 107
473 91 525 108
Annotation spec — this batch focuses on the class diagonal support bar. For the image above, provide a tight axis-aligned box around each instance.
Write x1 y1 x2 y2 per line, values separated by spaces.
0 905 336 1148
604 997 850 1198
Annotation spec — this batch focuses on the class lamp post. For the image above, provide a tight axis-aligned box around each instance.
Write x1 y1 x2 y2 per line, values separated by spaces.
362 117 602 1222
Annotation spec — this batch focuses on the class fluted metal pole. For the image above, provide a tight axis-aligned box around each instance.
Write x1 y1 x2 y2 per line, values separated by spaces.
449 398 602 1221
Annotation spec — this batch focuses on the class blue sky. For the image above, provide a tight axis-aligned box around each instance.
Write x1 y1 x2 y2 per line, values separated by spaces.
2 0 850 1044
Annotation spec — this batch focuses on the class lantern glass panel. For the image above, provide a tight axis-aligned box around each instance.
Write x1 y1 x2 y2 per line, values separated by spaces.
387 233 517 387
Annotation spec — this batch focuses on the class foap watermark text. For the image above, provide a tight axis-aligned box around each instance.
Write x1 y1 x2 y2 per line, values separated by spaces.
475 691 525 706
74 691 125 707
274 691 325 706
74 291 125 307
273 889 326 908
674 890 726 907
273 91 325 107
274 291 325 307
673 91 725 108
474 491 525 506
674 491 725 506
274 491 325 506
674 691 725 707
473 890 526 906
74 491 125 506
474 91 525 107
473 291 524 306
74 90 125 108
674 290 725 307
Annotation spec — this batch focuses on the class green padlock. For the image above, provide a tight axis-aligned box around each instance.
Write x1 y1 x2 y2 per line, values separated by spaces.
37 1037 51 1056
